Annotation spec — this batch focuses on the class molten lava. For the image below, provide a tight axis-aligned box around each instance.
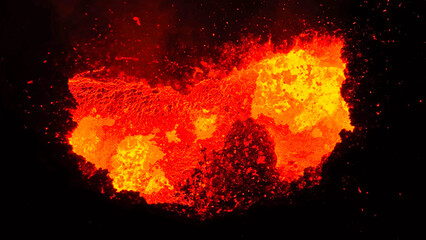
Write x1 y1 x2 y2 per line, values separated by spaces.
68 34 353 215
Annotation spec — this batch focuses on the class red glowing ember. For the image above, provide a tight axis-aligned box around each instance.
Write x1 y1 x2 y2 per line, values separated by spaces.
67 33 353 215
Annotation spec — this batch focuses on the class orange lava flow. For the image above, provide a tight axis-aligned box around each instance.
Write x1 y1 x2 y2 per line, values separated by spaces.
67 34 353 211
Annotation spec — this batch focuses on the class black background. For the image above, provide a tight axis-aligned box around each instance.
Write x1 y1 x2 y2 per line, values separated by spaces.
0 0 423 238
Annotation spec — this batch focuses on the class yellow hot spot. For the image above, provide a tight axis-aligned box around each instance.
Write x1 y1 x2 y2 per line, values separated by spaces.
250 39 353 176
165 129 181 143
194 112 217 140
68 115 115 170
110 134 170 199
251 47 349 133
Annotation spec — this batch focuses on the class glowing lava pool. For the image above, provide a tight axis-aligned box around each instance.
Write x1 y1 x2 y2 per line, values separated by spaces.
67 33 353 216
